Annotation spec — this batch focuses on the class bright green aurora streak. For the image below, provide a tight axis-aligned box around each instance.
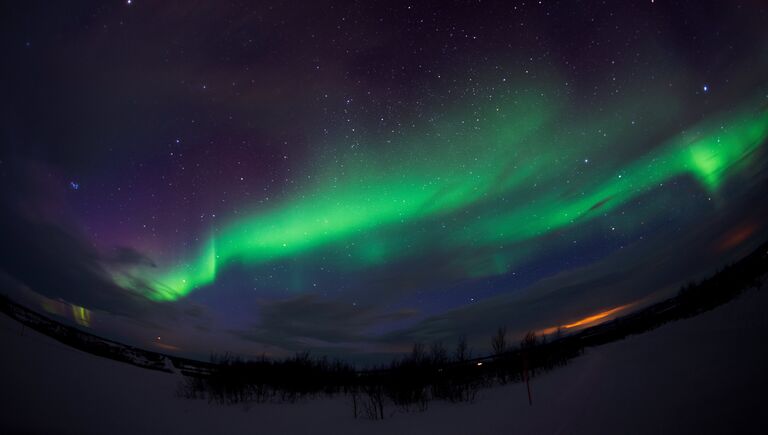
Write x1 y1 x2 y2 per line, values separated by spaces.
114 93 768 302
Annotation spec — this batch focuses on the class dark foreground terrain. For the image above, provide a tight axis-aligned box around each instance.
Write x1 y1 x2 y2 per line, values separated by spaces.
1 241 767 433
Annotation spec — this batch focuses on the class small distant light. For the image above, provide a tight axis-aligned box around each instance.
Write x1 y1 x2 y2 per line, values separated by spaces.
477 362 483 366
703 84 709 93
69 181 80 190
156 336 161 340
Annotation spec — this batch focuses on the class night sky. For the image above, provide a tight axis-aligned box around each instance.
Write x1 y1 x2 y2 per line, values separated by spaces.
2 0 768 362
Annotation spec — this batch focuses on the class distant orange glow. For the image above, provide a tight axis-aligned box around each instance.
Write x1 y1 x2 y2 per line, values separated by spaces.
538 303 636 336
562 304 632 329
718 222 758 251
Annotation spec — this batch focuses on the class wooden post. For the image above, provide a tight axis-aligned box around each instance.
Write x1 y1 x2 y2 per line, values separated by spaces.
523 352 533 406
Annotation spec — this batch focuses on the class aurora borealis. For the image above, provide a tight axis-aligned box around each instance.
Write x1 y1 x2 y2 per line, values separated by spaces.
3 0 768 361
123 97 768 302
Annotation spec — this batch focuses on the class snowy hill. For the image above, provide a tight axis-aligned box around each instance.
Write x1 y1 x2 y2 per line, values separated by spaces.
2 287 767 434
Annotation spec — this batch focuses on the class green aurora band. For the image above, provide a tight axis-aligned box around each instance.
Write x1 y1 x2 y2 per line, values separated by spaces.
114 91 768 302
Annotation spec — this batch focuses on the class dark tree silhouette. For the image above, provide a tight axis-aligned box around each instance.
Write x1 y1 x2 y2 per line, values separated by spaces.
491 326 507 356
455 336 470 362
2 239 766 420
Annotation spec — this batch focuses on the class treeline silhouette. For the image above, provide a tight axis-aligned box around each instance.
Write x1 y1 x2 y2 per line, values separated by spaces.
178 240 768 419
1 240 766 419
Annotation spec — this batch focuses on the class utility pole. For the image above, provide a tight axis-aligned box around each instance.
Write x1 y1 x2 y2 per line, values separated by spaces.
523 352 533 406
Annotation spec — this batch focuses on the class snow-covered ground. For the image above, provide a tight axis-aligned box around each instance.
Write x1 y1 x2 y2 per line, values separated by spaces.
2 288 767 434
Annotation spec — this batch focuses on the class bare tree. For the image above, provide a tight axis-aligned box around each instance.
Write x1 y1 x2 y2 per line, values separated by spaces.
361 384 385 420
521 330 538 349
491 326 507 356
455 336 470 362
411 342 426 364
430 341 447 365
351 389 359 419
520 330 537 406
